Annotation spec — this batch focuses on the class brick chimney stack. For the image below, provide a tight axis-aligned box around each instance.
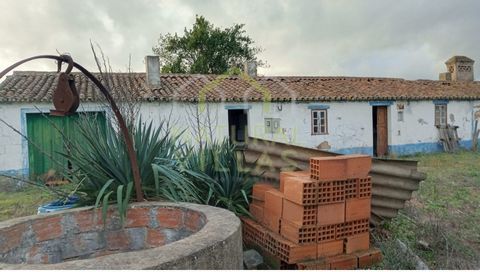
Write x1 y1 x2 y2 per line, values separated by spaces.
439 56 474 82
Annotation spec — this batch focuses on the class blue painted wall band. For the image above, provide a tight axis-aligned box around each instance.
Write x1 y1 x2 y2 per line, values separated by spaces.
369 101 394 106
307 103 330 110
433 99 449 105
224 104 252 110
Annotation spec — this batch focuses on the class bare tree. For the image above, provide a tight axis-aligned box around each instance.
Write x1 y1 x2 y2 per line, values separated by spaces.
186 102 219 149
90 42 141 128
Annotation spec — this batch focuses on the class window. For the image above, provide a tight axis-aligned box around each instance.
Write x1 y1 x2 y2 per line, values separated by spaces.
435 104 447 126
312 110 328 135
265 118 280 133
397 111 404 122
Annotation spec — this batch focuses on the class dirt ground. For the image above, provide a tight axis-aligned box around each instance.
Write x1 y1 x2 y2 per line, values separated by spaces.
374 151 480 269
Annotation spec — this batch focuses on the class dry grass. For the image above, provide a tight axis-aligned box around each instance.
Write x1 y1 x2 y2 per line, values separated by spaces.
376 151 480 269
0 177 55 221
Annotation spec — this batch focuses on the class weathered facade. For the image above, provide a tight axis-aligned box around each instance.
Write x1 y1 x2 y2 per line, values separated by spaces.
1 55 479 176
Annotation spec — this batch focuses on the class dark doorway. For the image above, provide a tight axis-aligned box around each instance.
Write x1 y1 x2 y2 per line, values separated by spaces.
228 109 248 146
372 106 388 157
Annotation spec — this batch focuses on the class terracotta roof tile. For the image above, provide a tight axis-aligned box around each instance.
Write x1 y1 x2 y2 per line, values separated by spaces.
2 71 480 103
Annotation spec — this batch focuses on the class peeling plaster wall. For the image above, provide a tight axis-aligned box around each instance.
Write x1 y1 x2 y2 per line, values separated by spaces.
1 100 479 173
248 102 373 155
389 100 476 154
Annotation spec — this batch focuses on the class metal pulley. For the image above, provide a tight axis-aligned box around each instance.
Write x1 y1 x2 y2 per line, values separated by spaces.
50 55 79 116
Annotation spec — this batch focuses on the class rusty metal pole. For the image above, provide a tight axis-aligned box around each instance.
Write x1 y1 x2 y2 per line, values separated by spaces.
0 55 144 202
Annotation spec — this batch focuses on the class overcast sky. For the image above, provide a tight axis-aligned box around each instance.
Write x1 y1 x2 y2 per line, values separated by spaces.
0 0 479 80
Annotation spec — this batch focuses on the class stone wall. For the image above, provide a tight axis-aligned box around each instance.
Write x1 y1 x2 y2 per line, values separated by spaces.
0 202 243 269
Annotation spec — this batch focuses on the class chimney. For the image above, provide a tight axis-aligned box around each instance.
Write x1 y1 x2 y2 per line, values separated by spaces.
439 56 474 82
145 55 161 86
244 61 257 77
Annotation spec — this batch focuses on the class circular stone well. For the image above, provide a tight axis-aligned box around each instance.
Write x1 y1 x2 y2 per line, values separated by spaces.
0 202 242 269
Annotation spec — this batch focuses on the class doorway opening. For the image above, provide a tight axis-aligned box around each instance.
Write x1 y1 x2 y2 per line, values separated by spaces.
228 109 248 146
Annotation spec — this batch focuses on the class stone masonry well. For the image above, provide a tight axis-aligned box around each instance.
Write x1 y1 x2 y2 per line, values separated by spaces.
0 202 243 269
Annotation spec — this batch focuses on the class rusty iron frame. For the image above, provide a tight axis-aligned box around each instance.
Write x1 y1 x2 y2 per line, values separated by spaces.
0 54 144 202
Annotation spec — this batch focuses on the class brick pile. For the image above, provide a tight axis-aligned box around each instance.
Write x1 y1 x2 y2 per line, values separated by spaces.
242 154 382 269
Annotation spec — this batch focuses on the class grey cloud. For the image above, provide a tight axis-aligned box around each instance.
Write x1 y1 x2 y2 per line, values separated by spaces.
0 0 479 80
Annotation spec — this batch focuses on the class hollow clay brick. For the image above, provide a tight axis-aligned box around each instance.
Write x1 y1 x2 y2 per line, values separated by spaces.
283 176 318 205
335 218 369 240
344 179 359 199
264 189 284 216
252 183 275 201
317 180 345 204
317 223 336 243
241 217 267 248
344 154 371 178
327 253 358 269
358 176 372 198
280 171 310 193
264 209 281 234
345 198 371 221
317 202 345 226
355 248 383 268
251 197 264 206
269 231 317 264
310 156 348 181
280 219 317 244
317 239 344 257
282 199 317 226
344 232 370 254
296 258 331 270
249 203 264 223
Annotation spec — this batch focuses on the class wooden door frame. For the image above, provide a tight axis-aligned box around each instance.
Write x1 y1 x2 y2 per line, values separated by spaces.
371 104 390 157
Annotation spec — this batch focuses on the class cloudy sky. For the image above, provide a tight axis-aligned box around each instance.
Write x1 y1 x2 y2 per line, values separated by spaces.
0 0 479 80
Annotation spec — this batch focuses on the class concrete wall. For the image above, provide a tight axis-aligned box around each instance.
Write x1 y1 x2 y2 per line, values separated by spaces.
0 202 243 269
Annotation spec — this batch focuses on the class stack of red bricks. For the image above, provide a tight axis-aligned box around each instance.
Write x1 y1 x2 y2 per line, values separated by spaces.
242 154 382 269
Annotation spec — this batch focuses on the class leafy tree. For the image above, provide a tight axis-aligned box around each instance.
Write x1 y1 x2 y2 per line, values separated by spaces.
153 15 263 74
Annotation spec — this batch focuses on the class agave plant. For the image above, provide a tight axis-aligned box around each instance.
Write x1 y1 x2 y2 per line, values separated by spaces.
61 114 195 222
60 113 255 219
171 139 255 216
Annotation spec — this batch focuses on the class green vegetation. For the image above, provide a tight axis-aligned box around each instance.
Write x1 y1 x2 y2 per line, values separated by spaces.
0 177 55 221
153 15 263 74
178 140 254 216
0 113 255 224
375 151 480 269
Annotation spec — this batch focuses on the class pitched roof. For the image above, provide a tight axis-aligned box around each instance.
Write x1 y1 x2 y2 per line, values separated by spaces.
2 71 480 103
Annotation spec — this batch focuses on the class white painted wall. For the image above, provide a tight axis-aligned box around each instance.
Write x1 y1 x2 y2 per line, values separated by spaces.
139 102 230 145
0 101 231 173
248 101 373 154
0 103 23 173
1 99 479 173
389 100 476 148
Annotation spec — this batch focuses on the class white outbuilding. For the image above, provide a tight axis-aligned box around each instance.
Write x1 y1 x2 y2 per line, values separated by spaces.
1 55 479 178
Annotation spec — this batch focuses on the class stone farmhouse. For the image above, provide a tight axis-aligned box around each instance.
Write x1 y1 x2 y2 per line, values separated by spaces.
0 55 479 177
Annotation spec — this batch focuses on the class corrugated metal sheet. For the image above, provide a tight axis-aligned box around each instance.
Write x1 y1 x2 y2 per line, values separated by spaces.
242 137 426 226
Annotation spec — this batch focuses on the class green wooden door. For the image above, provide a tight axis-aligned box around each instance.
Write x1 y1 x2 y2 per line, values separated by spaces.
26 112 106 179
